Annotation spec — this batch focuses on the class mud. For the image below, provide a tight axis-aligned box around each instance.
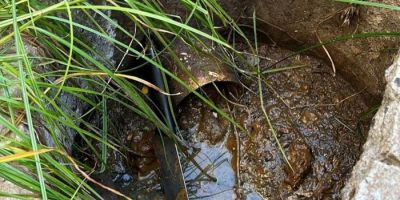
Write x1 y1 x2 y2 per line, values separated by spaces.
72 100 164 200
72 39 370 199
177 42 370 199
73 41 370 199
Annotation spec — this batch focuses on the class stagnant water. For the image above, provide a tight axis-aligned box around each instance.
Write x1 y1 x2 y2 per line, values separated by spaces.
177 43 369 199
74 43 370 199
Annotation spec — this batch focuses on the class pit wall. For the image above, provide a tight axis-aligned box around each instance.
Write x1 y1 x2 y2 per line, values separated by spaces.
228 1 400 199
234 0 400 105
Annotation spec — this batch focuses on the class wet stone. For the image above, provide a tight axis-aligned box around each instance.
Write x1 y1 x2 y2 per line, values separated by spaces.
283 138 312 189
300 111 319 125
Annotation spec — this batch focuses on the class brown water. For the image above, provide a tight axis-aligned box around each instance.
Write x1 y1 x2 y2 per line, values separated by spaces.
74 43 369 199
177 43 369 199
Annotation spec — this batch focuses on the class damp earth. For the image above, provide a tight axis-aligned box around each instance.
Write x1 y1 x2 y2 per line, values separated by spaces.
177 42 369 199
73 42 370 199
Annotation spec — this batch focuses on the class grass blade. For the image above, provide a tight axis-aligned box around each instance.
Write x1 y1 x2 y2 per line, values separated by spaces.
11 0 47 198
336 0 400 11
0 149 53 163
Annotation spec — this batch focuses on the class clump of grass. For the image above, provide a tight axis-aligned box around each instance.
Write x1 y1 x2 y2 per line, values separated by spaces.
0 0 250 199
5 0 390 198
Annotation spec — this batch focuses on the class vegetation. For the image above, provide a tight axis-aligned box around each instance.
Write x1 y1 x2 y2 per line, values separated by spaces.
0 0 397 199
0 0 250 199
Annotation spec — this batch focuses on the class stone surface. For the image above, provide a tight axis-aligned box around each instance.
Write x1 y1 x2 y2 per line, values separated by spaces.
341 53 400 199
0 178 32 200
348 161 400 200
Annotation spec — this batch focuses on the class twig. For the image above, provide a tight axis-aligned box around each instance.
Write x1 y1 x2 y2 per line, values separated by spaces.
211 82 246 108
315 8 347 77
182 150 218 182
58 150 133 200
290 87 366 109
228 103 241 199
316 31 336 76
46 72 180 96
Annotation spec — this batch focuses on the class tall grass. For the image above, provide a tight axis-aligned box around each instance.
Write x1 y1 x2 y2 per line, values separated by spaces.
0 0 248 199
1 0 392 199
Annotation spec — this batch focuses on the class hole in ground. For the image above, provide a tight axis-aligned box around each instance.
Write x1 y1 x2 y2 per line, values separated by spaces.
176 39 373 199
71 34 376 200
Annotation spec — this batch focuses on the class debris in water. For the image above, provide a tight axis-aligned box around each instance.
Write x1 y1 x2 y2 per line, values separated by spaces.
300 111 319 125
283 138 312 189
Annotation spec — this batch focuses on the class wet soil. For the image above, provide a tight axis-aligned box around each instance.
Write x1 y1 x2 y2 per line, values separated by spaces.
159 0 400 104
73 42 370 199
177 43 369 199
73 100 164 200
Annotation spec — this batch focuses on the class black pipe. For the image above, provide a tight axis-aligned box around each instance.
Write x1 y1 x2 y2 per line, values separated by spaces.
147 44 188 200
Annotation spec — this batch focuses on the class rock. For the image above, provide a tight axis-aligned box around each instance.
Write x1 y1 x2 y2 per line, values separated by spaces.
284 138 312 189
300 111 319 125
0 178 32 200
341 52 400 199
345 161 400 200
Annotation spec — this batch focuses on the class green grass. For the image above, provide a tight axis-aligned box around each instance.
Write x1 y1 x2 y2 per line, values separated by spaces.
1 0 397 199
337 0 400 11
0 0 250 199
251 10 293 172
11 0 48 198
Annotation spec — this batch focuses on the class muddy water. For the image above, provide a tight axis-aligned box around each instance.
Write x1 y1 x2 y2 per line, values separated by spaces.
74 43 369 199
177 43 369 199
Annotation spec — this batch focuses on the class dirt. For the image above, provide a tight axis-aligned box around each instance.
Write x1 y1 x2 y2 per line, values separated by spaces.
283 138 312 190
156 0 400 105
244 0 400 105
73 41 370 199
69 1 385 198
176 42 369 199
203 0 400 105
72 100 164 200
